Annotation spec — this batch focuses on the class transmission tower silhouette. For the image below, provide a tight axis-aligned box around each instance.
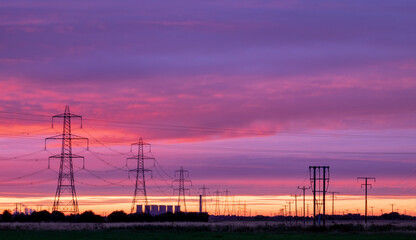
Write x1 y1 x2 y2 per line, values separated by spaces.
231 195 236 216
172 166 192 212
127 137 154 213
45 106 89 214
214 189 221 215
223 189 231 215
198 185 209 213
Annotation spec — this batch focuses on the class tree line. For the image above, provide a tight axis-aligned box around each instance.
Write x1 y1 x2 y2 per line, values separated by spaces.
0 210 209 222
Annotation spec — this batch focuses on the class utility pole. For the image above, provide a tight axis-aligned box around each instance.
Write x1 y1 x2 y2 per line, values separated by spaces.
309 166 330 226
172 166 192 212
298 186 310 224
291 194 301 217
243 201 247 217
127 137 154 213
390 204 395 213
232 195 236 215
328 192 339 216
198 185 209 213
370 206 374 216
287 201 292 217
357 177 376 224
224 189 231 215
284 204 287 217
45 106 89 214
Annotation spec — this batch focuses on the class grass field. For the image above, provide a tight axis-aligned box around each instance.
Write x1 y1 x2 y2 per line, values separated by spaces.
0 230 415 240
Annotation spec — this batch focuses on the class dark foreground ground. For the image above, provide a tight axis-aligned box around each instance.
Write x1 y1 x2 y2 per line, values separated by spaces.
1 222 416 240
0 229 416 240
0 230 416 240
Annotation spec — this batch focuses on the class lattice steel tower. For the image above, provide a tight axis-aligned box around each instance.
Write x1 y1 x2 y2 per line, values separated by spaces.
45 106 89 213
214 189 221 215
172 166 192 212
224 189 231 215
127 137 154 213
198 185 209 213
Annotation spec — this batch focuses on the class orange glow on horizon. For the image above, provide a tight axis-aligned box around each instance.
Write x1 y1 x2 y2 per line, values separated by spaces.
1 194 416 217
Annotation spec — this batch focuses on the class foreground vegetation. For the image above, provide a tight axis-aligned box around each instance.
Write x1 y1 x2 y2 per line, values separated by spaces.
0 210 208 222
0 229 415 240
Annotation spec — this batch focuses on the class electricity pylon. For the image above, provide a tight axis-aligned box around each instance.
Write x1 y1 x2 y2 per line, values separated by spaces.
214 189 221 215
172 166 192 212
198 185 209 213
224 189 231 215
127 137 154 213
45 106 89 214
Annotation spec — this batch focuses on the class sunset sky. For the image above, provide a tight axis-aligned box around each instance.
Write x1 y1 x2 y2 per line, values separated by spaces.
1 0 416 216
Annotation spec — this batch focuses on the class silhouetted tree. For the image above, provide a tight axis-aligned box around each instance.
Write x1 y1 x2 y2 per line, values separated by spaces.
31 210 51 222
129 213 153 222
1 210 12 222
108 210 128 222
79 210 104 222
13 213 28 222
51 211 65 221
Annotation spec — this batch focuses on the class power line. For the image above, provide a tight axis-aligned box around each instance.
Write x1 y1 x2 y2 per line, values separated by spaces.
152 144 416 156
0 177 57 186
87 150 128 171
76 167 130 186
0 168 50 183
1 110 416 139
0 149 47 161
74 179 130 188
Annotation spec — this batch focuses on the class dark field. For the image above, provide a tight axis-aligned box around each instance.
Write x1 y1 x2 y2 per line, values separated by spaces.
0 230 415 240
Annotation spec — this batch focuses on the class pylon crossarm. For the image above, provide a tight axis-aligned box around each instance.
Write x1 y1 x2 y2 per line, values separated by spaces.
44 134 63 149
68 135 89 149
52 114 82 128
127 156 155 160
45 135 89 150
48 155 61 169
129 168 152 173
52 112 82 118
48 154 85 168
184 180 192 186
131 142 151 147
